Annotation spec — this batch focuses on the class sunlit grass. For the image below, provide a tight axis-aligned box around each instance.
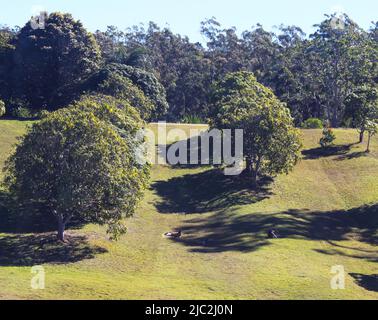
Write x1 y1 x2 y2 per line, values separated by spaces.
0 120 377 299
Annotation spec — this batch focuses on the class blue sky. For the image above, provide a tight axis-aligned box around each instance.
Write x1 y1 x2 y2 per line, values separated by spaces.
1 0 377 42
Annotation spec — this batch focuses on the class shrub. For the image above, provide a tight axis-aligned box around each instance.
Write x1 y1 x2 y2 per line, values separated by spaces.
0 100 5 117
4 101 150 241
320 128 336 148
12 12 101 110
11 106 34 119
181 114 204 124
302 118 323 129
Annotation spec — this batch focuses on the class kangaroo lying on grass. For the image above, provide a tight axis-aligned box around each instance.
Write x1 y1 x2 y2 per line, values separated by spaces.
267 229 279 239
163 230 182 239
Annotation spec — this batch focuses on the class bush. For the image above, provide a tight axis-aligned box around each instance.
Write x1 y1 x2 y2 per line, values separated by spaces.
181 114 204 124
4 100 150 241
101 64 169 120
0 100 5 117
302 118 324 129
320 128 336 148
11 106 34 119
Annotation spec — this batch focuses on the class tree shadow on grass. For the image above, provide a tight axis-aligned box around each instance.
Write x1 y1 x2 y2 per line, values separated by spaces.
302 144 356 160
157 131 243 170
0 190 85 234
168 204 378 254
151 168 273 214
0 233 107 266
336 151 367 161
350 273 378 293
0 190 107 266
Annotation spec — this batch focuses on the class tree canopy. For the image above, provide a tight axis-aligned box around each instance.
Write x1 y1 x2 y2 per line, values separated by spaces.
4 97 150 241
0 12 376 126
10 12 102 110
210 71 302 184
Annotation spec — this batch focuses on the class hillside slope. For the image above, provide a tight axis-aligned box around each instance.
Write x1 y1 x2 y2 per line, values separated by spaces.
0 120 377 299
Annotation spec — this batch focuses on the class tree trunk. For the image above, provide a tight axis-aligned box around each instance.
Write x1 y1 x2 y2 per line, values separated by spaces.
359 130 364 144
251 169 258 186
244 156 260 186
366 133 371 153
245 157 253 175
57 217 66 242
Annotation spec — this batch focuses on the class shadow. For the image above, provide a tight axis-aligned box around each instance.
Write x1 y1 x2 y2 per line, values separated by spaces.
336 151 367 161
0 190 107 266
350 273 378 292
302 144 355 160
152 168 273 214
157 131 239 170
168 204 378 254
0 190 85 234
0 233 107 266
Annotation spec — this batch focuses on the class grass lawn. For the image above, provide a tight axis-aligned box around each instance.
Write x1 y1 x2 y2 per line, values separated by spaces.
0 120 377 299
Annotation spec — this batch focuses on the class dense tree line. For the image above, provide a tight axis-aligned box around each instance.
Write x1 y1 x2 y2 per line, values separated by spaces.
0 12 377 126
94 13 377 125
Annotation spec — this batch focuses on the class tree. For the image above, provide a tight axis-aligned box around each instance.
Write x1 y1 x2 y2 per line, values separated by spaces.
320 128 336 148
307 14 371 126
11 12 101 109
84 67 155 121
4 98 150 241
345 85 378 143
118 22 212 120
210 72 302 184
100 64 169 120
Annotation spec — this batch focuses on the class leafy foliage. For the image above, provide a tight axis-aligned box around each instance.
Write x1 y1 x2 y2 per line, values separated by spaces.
210 72 302 184
181 114 204 124
84 66 158 121
3 100 150 241
302 118 324 129
0 12 377 125
100 64 169 120
320 128 336 148
10 12 101 110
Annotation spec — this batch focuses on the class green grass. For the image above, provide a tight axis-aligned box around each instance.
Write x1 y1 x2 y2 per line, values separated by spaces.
0 120 377 299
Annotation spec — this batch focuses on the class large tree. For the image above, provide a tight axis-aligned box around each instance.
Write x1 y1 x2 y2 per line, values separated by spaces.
346 85 378 143
11 12 102 110
98 63 169 120
4 96 150 241
210 72 302 184
307 14 371 126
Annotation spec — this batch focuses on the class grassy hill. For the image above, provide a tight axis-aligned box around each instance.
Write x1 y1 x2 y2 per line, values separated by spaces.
0 119 377 299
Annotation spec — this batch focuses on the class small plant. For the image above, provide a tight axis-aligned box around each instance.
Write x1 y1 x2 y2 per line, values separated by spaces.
320 128 336 148
11 106 34 119
302 118 323 129
181 114 204 124
0 100 5 118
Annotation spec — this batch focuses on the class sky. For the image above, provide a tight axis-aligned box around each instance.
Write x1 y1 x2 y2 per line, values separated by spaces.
1 0 377 42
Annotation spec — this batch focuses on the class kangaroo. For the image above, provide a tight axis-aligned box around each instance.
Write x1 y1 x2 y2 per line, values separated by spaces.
164 230 182 238
267 229 279 239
